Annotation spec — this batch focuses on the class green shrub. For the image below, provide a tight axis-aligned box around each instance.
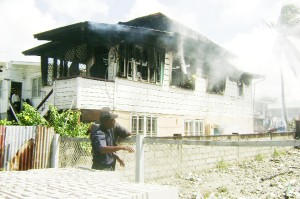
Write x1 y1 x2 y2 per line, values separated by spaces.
0 119 15 126
16 103 48 126
48 105 90 138
13 103 90 138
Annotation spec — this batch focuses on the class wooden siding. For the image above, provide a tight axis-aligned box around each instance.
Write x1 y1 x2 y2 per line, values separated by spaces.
115 78 201 115
53 78 78 109
53 52 254 134
78 78 115 109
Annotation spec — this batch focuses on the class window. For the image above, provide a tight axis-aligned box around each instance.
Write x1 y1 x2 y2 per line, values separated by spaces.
206 75 226 94
184 120 204 136
171 53 196 90
0 80 2 98
131 115 157 137
237 80 243 96
202 61 226 94
32 77 42 97
118 42 164 84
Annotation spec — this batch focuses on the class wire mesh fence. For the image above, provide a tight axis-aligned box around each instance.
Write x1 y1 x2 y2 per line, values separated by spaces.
57 133 296 182
59 137 92 168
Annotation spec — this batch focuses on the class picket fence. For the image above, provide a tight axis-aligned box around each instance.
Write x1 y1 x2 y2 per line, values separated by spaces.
0 125 55 171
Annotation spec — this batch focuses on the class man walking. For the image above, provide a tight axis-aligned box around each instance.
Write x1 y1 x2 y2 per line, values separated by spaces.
90 107 134 170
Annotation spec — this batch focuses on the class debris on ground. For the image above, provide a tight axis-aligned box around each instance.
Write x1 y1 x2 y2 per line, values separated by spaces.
150 148 300 199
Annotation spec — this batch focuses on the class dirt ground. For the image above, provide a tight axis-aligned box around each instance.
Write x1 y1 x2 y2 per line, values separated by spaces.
150 148 300 199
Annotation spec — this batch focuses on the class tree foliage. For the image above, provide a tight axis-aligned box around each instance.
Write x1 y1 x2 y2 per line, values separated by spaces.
267 3 300 129
279 4 300 28
1 103 90 138
48 105 90 138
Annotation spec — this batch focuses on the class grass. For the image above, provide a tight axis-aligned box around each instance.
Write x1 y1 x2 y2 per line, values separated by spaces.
203 191 212 199
216 159 230 170
238 160 249 169
217 186 228 193
273 149 286 157
254 153 264 161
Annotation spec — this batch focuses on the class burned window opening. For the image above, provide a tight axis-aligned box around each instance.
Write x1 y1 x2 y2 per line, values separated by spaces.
117 42 164 84
237 80 243 96
206 76 226 94
171 54 195 90
240 74 251 86
89 46 109 79
203 61 226 95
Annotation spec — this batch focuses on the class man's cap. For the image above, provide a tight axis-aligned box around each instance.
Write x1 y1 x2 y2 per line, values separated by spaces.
100 107 118 123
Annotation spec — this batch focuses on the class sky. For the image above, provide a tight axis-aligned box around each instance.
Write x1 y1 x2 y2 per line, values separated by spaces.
1 0 300 103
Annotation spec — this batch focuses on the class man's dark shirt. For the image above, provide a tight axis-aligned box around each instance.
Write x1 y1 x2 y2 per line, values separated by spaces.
90 123 130 170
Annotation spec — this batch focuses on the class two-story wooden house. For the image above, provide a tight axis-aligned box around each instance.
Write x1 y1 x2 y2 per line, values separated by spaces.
23 13 260 136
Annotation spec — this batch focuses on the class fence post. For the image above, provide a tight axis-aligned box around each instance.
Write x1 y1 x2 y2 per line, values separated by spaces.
51 134 60 168
135 135 145 183
295 120 300 139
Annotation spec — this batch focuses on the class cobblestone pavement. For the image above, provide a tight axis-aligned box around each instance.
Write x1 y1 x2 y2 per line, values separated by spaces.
0 168 178 199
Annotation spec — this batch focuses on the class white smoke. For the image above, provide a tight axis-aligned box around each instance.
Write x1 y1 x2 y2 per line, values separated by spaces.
178 38 187 74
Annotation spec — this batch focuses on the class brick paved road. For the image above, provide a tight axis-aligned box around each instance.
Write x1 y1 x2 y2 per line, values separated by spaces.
0 168 178 199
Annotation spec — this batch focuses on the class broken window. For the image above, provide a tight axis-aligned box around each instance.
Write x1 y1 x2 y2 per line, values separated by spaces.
203 61 226 94
131 115 157 137
117 42 164 84
237 80 243 96
206 75 226 94
171 53 196 90
184 120 204 136
90 46 109 79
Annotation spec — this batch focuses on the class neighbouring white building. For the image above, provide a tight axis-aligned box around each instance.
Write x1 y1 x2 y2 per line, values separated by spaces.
23 13 261 136
0 61 45 120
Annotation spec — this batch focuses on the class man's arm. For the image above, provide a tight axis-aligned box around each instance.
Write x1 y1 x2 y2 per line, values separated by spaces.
114 124 131 138
99 145 134 154
113 153 125 167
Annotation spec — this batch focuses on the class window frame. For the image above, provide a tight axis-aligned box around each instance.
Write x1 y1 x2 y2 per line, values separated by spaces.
118 42 164 85
32 77 42 98
184 119 204 136
131 114 158 137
